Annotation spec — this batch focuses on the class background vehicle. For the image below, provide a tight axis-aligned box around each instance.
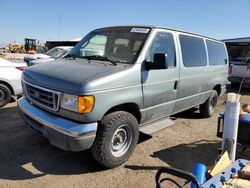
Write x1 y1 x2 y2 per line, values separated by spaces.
24 46 72 65
228 54 250 89
9 44 25 54
28 47 73 66
0 57 26 107
24 38 37 54
8 38 44 54
19 26 228 168
224 37 250 88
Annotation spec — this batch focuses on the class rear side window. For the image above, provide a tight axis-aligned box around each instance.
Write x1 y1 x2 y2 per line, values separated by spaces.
206 40 227 65
179 35 207 67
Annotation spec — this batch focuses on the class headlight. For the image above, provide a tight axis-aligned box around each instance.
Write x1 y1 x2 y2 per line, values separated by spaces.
61 94 94 114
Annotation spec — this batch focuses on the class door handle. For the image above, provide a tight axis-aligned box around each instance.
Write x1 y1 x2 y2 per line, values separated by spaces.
174 81 178 90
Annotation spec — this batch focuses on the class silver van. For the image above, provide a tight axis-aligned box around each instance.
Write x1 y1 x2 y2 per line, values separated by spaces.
18 26 228 168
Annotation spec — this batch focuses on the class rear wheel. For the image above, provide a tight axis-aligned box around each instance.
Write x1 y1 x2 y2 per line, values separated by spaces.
0 84 11 107
91 111 139 168
200 90 218 118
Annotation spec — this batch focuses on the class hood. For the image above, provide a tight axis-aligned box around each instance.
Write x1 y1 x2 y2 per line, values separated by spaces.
22 59 124 94
30 58 55 65
0 58 27 67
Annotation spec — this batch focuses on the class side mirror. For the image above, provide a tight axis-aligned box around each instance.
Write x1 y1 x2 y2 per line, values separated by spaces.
145 53 168 70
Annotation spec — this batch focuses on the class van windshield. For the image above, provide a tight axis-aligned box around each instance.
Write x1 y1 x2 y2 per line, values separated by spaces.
69 27 151 64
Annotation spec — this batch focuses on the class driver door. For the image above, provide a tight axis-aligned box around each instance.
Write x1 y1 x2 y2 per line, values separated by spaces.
141 30 179 123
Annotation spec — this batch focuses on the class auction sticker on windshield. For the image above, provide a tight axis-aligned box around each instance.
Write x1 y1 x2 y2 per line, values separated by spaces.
130 28 150 33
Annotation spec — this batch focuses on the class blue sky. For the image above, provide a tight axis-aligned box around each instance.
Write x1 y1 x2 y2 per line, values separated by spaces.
0 0 250 45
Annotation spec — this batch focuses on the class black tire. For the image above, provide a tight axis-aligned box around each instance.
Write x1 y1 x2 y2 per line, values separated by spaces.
91 111 139 168
231 82 239 90
0 84 11 107
199 90 218 118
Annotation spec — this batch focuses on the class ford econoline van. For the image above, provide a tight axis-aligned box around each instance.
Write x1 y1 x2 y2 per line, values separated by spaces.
18 26 228 168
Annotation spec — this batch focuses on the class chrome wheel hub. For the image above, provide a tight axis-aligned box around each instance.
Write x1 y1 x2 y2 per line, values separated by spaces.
111 125 132 157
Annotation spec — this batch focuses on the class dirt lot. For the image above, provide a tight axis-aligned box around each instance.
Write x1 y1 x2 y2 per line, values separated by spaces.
0 86 249 188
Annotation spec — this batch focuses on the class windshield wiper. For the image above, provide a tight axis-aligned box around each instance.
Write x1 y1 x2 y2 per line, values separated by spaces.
82 55 117 66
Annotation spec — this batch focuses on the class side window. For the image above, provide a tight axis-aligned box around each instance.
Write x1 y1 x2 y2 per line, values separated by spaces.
206 40 227 65
147 32 176 68
179 35 207 67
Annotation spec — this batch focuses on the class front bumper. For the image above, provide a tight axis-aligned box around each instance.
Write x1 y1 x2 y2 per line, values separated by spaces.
18 97 97 152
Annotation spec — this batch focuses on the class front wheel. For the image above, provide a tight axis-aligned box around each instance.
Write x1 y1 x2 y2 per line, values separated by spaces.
0 84 11 107
91 111 139 168
199 90 218 118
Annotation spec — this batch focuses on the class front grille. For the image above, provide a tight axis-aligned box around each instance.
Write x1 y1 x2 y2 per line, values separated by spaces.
23 81 61 111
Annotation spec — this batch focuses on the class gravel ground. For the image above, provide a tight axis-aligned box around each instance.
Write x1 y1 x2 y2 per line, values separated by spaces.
0 86 249 188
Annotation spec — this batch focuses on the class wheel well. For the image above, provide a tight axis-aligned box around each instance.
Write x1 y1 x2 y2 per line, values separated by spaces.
213 84 221 96
104 103 141 124
0 81 14 95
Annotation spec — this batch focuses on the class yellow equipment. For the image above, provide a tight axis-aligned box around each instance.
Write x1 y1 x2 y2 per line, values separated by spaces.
8 38 45 54
9 44 25 53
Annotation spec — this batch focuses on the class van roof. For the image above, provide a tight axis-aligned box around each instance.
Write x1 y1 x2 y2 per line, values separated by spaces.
95 25 222 43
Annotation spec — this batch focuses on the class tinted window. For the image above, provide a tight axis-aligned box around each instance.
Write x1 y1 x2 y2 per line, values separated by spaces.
180 35 207 67
147 32 176 67
206 40 227 65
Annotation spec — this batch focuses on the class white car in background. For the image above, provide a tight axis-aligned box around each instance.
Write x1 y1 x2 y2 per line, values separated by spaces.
29 46 73 66
0 57 27 107
24 46 73 65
